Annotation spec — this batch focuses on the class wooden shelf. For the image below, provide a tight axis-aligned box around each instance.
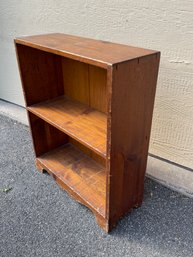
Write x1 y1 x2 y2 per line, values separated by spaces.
27 96 107 158
15 33 160 232
36 143 106 217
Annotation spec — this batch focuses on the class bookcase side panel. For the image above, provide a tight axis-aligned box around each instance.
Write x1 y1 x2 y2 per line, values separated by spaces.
28 112 68 157
108 53 160 228
15 44 64 106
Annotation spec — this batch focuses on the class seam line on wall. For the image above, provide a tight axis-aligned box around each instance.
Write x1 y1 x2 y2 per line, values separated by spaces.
149 153 193 173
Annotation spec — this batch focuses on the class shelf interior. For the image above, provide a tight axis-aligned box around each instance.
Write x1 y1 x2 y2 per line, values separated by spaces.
37 143 106 217
27 96 107 157
16 45 108 157
17 45 108 217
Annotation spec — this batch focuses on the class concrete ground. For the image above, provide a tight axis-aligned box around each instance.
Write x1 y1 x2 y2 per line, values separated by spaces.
0 114 193 257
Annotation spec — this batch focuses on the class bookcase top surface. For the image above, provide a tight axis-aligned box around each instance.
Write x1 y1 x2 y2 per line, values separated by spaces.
15 33 159 68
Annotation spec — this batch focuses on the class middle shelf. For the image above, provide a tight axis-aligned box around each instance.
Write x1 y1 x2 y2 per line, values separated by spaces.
27 96 107 158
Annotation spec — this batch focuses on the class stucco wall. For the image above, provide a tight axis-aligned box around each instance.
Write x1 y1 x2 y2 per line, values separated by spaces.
0 0 193 169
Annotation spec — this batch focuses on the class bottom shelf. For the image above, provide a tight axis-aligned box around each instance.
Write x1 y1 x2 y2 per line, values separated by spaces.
36 143 106 217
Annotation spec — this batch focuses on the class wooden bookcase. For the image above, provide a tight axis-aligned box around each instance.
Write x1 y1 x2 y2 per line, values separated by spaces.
15 33 160 232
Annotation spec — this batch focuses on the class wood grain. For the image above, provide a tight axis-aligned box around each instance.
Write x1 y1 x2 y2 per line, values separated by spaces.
27 96 107 157
15 33 160 232
89 65 107 113
69 138 106 167
62 58 107 113
62 58 89 104
37 143 106 217
28 112 68 157
107 54 160 229
15 33 158 68
15 44 64 106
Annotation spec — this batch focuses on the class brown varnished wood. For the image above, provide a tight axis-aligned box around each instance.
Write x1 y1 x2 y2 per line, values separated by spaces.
69 138 106 167
29 111 107 219
107 54 160 229
16 44 64 106
28 112 68 157
27 96 107 157
89 65 107 113
62 58 107 113
62 58 90 104
15 33 160 232
36 157 109 232
15 33 158 69
36 144 106 217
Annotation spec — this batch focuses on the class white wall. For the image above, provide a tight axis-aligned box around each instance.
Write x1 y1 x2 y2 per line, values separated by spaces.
0 0 193 169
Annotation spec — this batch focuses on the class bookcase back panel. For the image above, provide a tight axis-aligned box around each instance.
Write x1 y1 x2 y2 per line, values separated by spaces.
69 138 106 167
62 58 89 104
62 58 107 113
89 65 107 113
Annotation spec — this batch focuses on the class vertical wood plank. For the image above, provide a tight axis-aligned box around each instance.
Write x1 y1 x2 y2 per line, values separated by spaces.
108 54 160 228
62 58 89 105
89 65 107 113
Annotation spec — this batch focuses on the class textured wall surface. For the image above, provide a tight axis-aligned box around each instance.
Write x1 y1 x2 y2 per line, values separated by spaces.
0 0 193 169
